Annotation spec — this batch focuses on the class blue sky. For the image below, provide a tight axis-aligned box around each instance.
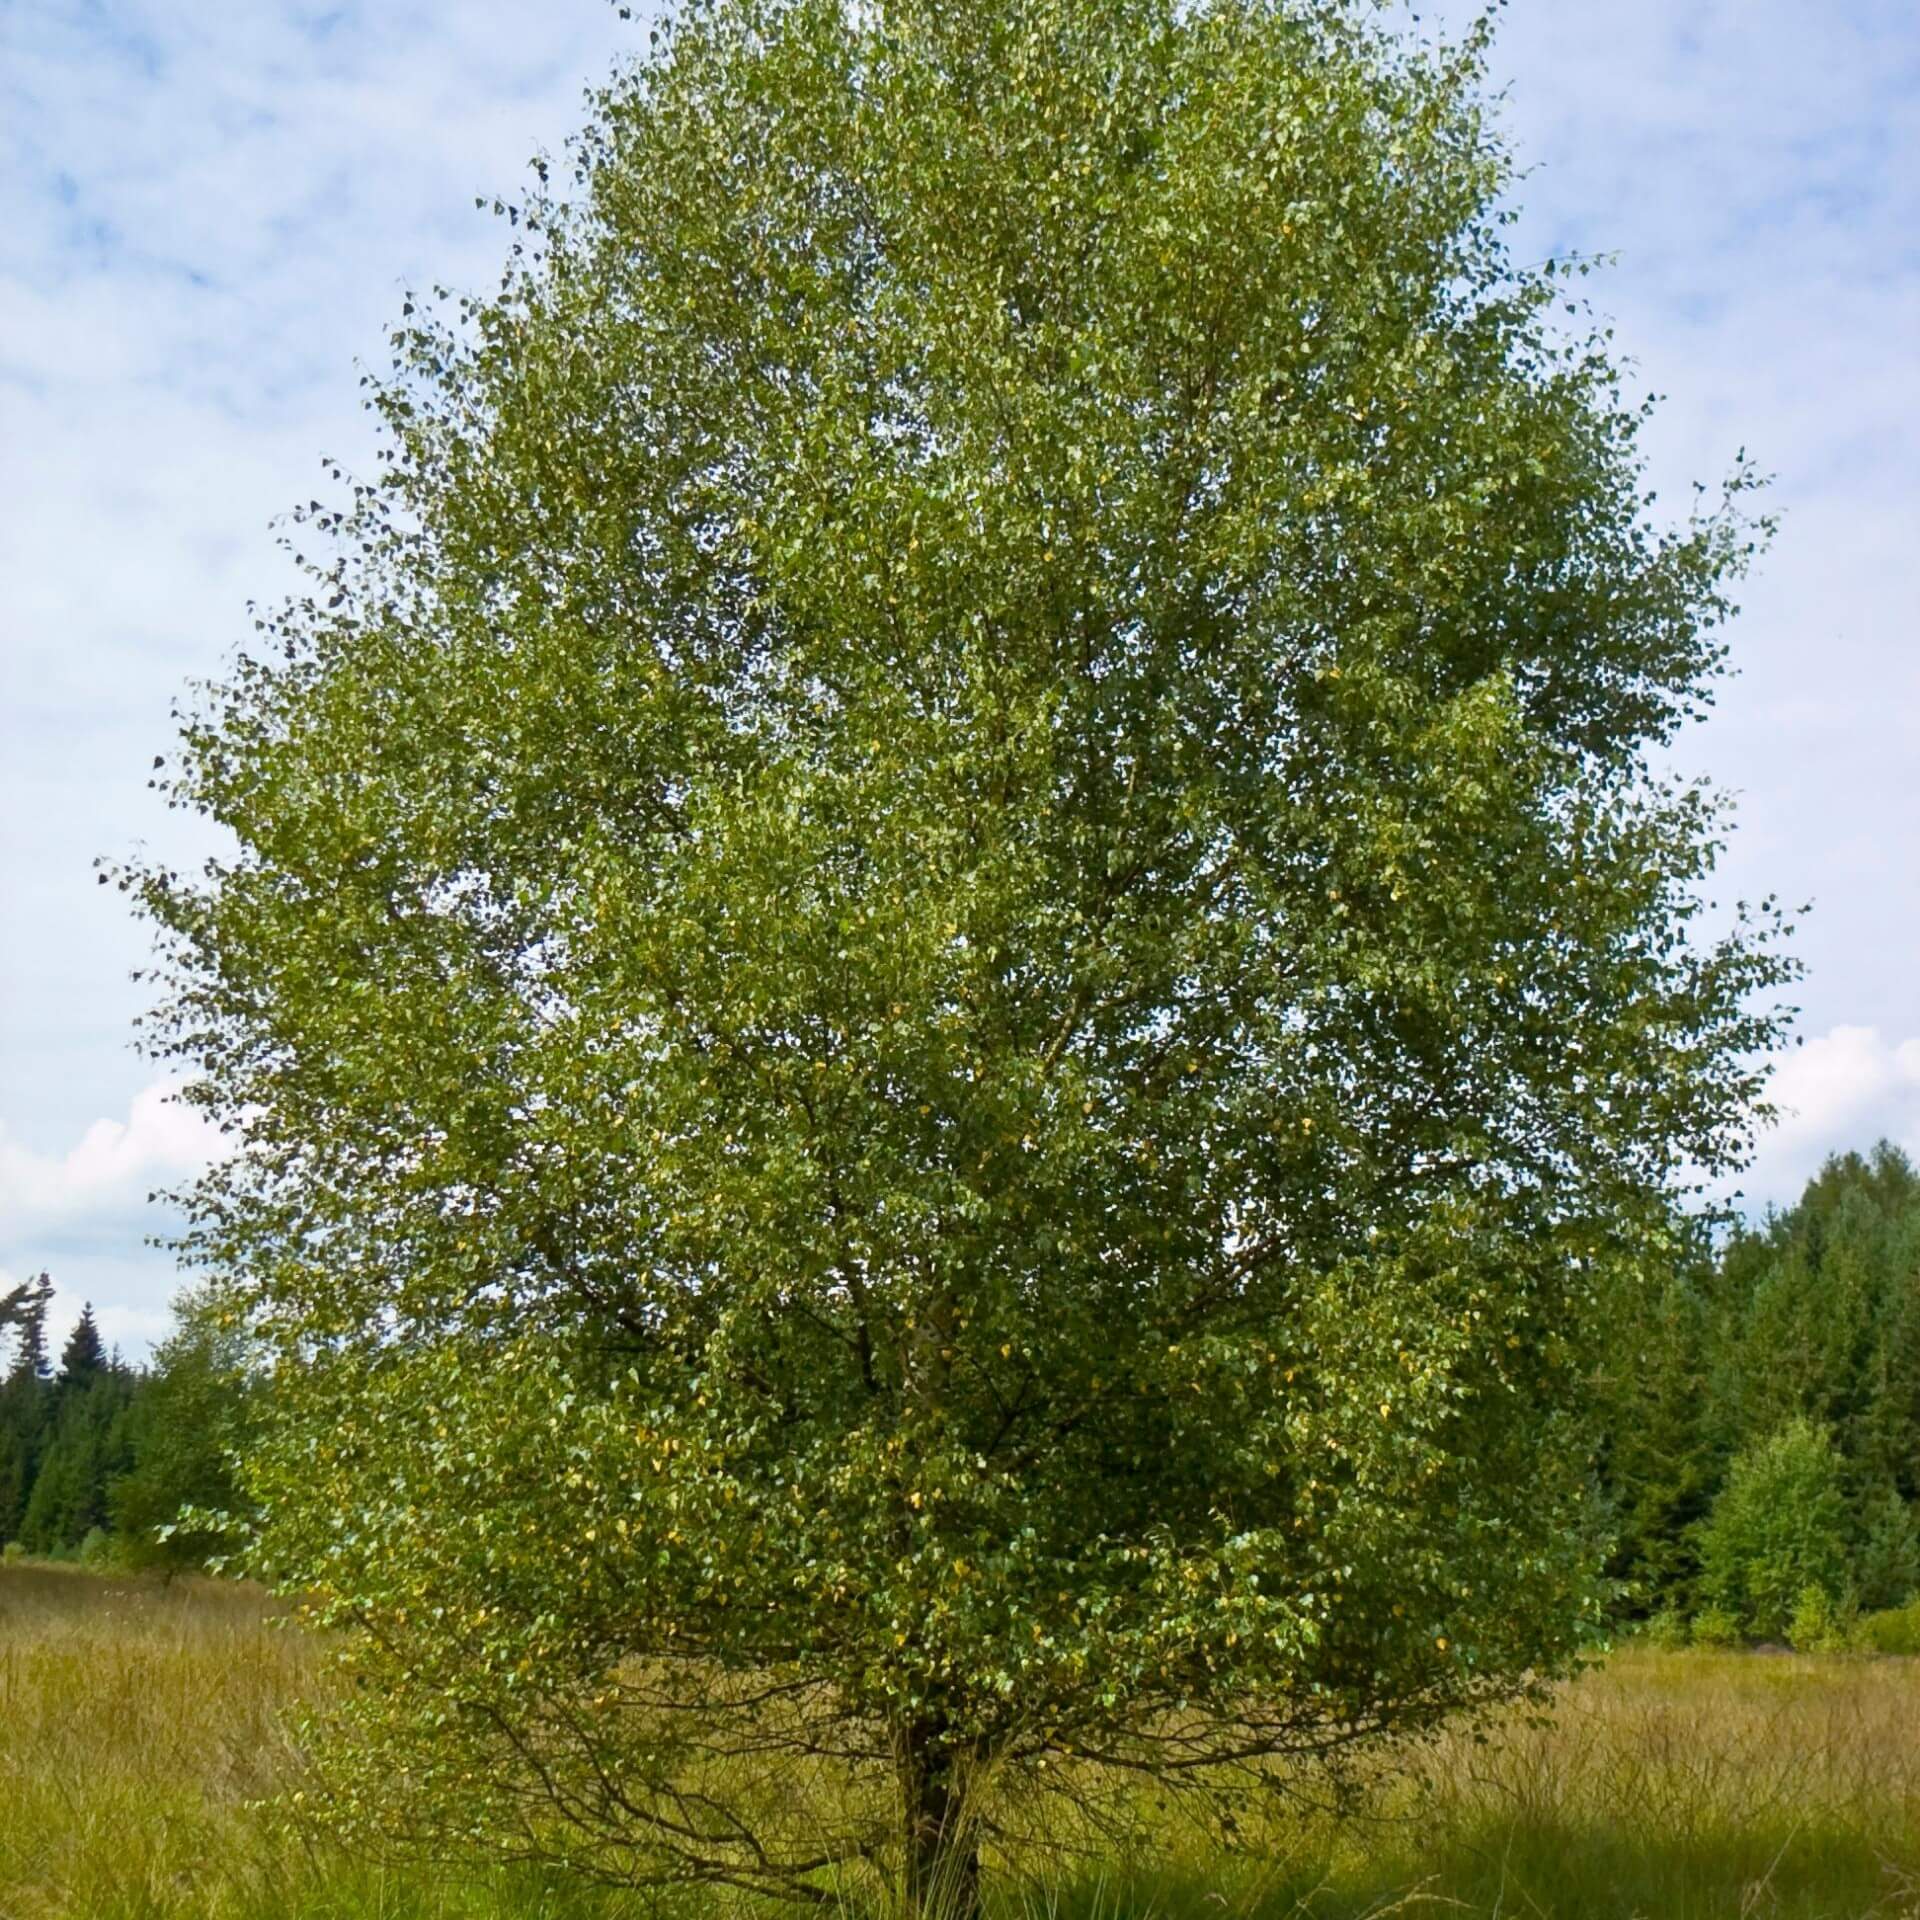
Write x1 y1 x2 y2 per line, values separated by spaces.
1 0 1916 1353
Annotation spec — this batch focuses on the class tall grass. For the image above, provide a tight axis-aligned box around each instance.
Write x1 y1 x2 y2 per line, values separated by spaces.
0 1563 622 1919
1068 1648 1920 1920
3 1562 1916 1919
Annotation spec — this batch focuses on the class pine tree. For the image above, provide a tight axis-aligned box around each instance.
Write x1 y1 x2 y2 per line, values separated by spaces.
1598 1259 1718 1608
58 1304 107 1388
1855 1481 1920 1611
4 1274 54 1383
1859 1204 1920 1505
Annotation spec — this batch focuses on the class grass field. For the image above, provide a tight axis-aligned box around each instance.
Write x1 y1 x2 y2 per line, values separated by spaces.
3 1560 1917 1920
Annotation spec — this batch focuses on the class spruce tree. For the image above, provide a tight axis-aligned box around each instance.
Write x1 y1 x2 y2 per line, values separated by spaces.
4 1274 54 1384
1597 1257 1718 1609
59 1304 107 1389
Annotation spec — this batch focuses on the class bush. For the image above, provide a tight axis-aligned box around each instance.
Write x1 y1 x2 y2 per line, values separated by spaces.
1854 1601 1920 1656
77 1526 117 1571
1787 1583 1853 1654
1 1540 25 1564
107 1288 253 1574
1696 1419 1852 1639
1641 1608 1691 1650
1691 1607 1743 1649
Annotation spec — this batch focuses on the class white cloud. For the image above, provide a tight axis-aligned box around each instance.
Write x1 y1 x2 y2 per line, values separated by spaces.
0 1081 223 1358
0 1078 221 1229
1744 1025 1920 1208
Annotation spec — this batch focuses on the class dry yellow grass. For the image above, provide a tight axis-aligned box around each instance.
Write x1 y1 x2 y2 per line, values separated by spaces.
0 1562 305 1916
1346 1650 1920 1919
2 1562 1916 1919
1428 1645 1920 1838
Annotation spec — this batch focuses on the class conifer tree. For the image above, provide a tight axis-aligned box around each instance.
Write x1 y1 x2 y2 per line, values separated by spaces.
59 1304 107 1389
1597 1256 1718 1608
18 1367 136 1555
4 1274 54 1384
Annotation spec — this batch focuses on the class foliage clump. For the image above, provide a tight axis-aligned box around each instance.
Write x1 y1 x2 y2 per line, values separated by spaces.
1696 1419 1851 1642
1854 1600 1920 1657
1689 1608 1743 1651
130 0 1787 1905
109 1291 255 1573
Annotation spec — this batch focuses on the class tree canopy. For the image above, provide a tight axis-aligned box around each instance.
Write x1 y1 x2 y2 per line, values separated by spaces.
132 0 1789 1906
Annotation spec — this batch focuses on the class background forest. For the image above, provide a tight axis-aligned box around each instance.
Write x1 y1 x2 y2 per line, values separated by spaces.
1604 1143 1920 1646
0 1278 244 1570
7 1143 1918 1648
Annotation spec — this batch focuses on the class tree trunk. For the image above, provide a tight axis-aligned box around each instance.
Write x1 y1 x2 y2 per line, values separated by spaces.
899 1717 981 1919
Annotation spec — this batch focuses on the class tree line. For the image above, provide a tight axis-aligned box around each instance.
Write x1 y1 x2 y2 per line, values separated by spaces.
6 1138 1914 1630
1602 1142 1920 1641
0 1276 245 1570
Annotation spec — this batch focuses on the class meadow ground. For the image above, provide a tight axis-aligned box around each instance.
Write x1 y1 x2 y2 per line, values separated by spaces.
2 1560 1917 1920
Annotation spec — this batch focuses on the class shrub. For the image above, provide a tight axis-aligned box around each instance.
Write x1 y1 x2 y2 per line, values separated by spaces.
1 1540 25 1564
1787 1583 1853 1654
77 1526 117 1571
1691 1607 1744 1649
1696 1419 1852 1640
1641 1608 1690 1651
108 1287 254 1574
1854 1601 1920 1656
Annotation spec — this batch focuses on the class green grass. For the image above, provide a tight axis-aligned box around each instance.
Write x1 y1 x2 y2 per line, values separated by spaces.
3 1561 1917 1919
